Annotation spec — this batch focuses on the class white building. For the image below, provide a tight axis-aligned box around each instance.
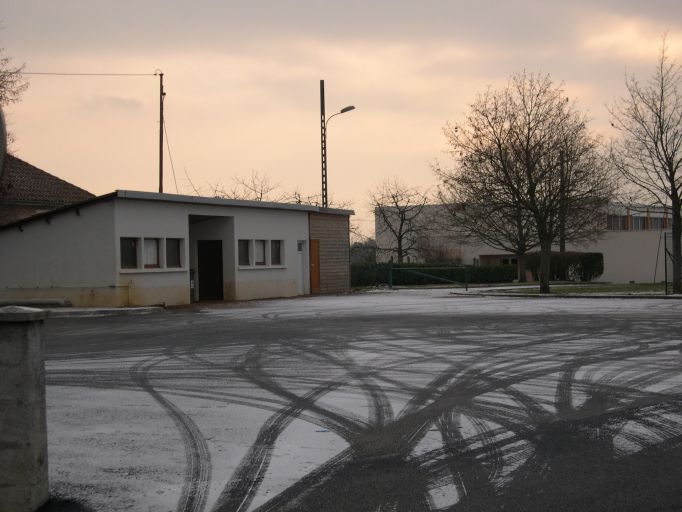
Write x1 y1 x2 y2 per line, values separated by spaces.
0 191 353 306
375 204 676 284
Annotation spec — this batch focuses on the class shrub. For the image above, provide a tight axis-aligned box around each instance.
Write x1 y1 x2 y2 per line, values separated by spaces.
525 252 603 282
351 262 517 287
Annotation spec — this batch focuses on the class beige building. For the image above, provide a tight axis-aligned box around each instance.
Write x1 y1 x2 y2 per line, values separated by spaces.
0 191 352 306
375 204 676 284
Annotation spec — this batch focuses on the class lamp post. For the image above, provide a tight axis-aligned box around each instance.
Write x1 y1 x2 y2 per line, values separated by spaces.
320 79 355 208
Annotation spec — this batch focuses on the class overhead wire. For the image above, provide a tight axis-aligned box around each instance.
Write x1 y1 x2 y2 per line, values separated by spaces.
24 72 157 76
23 69 179 193
163 121 179 194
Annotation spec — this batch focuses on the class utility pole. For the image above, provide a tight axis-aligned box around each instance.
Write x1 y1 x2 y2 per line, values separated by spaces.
158 72 165 193
320 79 327 208
559 150 566 253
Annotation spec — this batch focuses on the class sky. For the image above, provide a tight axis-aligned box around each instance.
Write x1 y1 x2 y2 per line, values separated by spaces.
2 1 682 235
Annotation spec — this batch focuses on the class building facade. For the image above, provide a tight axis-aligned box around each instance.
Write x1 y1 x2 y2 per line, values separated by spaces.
0 191 352 306
375 203 676 284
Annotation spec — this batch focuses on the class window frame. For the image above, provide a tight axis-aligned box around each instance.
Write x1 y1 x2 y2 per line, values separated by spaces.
238 238 287 269
254 239 267 266
120 237 139 269
270 240 284 266
119 237 186 272
166 238 183 268
238 239 252 266
144 238 161 268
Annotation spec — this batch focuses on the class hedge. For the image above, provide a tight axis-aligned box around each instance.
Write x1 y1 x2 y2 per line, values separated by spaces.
351 262 517 287
525 252 604 282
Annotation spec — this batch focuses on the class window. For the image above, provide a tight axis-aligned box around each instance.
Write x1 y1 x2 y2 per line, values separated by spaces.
255 240 266 265
120 237 185 271
649 217 660 230
271 240 283 265
238 239 250 266
631 216 646 230
239 239 286 268
144 238 160 268
166 238 182 268
121 238 138 269
607 215 626 230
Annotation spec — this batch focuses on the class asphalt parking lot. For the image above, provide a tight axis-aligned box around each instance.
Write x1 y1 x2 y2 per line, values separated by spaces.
42 290 682 511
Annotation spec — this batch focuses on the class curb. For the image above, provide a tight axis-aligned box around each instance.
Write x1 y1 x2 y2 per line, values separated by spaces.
450 292 682 300
47 307 164 318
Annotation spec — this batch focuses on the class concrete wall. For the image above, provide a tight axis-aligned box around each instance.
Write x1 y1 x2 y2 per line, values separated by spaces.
115 199 192 306
570 230 671 283
0 200 121 306
233 207 309 300
309 212 350 294
0 307 49 512
0 196 347 306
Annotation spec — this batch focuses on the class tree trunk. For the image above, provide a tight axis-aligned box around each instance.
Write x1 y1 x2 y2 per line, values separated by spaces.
517 252 527 282
397 240 403 263
672 199 681 294
539 238 552 294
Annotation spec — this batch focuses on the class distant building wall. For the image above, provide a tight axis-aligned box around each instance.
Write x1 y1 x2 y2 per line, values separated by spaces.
374 203 675 283
309 212 350 294
569 230 670 284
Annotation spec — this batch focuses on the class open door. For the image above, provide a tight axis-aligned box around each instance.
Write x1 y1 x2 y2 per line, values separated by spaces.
310 239 320 294
197 240 223 300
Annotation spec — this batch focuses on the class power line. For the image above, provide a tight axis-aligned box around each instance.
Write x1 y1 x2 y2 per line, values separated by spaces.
24 72 157 76
163 121 179 194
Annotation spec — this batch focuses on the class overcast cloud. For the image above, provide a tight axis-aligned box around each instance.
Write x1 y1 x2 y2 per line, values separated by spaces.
2 1 681 231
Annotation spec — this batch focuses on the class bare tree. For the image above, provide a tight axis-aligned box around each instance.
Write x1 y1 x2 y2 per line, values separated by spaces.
0 44 29 150
609 38 682 293
208 170 353 209
0 45 28 107
435 165 538 281
440 72 614 292
370 179 429 263
213 170 284 202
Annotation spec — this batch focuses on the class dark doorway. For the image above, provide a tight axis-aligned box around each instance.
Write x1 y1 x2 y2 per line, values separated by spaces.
198 240 223 300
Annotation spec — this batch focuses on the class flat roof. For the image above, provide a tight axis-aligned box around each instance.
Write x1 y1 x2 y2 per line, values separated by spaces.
0 189 353 231
116 190 354 215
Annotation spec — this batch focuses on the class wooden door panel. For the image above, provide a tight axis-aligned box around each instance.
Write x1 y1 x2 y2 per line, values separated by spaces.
310 239 320 294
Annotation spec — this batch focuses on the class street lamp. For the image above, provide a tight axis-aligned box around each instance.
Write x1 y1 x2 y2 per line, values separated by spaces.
320 79 355 208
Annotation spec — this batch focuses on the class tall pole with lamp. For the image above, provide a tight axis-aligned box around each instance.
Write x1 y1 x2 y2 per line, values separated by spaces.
320 79 354 208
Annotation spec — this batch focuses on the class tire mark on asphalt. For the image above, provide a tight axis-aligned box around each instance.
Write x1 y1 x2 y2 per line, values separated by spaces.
211 381 343 512
129 354 211 512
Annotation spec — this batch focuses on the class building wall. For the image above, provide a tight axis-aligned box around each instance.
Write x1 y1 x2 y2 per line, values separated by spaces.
115 199 191 306
0 200 122 306
569 230 671 284
114 200 311 304
0 196 347 306
374 204 675 284
309 212 350 294
233 207 309 300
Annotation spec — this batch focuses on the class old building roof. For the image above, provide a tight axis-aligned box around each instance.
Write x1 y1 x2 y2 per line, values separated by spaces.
0 154 95 226
0 154 94 207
